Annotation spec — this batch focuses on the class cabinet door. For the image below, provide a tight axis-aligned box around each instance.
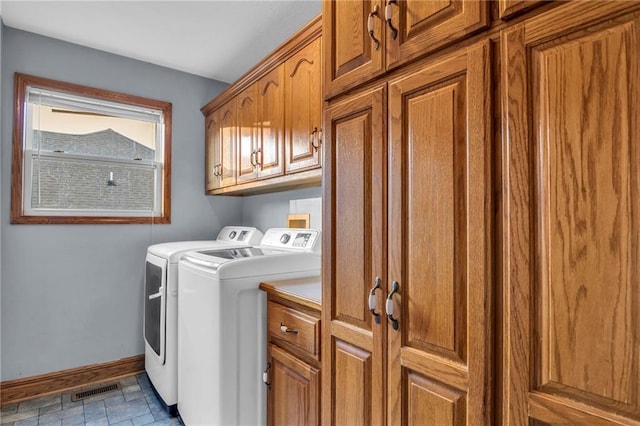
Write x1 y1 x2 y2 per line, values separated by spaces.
501 4 640 424
268 345 319 426
285 38 322 174
258 65 285 180
385 0 488 70
237 84 259 184
322 86 386 426
218 100 237 188
387 40 492 425
323 0 385 98
205 112 221 191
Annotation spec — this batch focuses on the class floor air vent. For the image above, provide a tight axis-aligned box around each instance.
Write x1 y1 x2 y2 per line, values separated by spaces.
70 382 122 401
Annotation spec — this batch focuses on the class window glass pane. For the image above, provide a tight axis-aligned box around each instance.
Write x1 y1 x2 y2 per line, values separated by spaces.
30 155 156 212
31 104 157 159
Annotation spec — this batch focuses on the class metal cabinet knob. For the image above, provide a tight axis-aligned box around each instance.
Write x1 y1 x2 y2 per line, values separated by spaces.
280 322 298 334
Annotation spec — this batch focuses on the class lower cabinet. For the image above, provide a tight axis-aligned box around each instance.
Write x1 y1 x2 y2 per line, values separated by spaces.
260 280 321 426
268 345 320 426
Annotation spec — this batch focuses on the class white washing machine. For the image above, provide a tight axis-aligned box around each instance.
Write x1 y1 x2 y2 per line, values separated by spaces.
177 228 321 426
144 226 263 413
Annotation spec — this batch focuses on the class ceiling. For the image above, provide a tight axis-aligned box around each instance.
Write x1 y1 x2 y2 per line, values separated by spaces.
0 0 321 84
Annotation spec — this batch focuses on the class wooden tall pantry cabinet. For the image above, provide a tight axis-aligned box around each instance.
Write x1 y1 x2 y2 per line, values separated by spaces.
321 1 640 425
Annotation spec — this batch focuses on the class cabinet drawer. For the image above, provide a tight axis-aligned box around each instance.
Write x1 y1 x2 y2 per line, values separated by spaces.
268 302 320 356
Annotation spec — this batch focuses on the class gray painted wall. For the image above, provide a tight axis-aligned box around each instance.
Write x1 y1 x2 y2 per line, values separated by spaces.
1 27 243 380
241 187 322 232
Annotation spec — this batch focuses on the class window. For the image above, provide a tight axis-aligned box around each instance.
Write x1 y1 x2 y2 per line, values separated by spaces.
11 73 172 224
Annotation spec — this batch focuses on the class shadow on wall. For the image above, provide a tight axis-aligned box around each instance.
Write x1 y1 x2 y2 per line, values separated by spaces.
241 187 323 233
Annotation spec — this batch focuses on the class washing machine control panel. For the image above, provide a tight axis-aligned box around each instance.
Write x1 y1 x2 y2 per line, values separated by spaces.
217 226 264 245
261 228 321 253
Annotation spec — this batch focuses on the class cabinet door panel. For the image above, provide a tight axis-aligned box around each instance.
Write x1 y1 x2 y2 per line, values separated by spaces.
285 38 322 173
407 372 466 426
258 66 285 179
322 87 386 426
333 340 373 426
501 3 640 424
268 345 319 426
324 0 385 98
218 100 237 188
205 112 220 191
405 76 466 363
388 41 492 426
386 0 488 70
237 84 258 183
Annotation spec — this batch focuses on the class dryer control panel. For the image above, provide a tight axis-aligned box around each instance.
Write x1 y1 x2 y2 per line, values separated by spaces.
260 228 321 254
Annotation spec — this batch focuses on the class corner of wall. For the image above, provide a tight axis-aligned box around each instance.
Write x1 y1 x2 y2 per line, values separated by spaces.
0 13 4 382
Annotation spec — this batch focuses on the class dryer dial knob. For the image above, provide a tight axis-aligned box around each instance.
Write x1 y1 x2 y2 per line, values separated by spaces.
280 234 291 244
229 231 237 239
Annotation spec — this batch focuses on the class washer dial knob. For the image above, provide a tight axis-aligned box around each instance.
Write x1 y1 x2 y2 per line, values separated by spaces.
280 233 291 244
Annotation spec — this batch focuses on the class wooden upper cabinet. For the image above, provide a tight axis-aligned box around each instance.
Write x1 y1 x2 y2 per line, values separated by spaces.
323 0 488 98
322 86 387 426
501 3 640 424
205 112 220 191
285 37 323 174
387 40 492 426
258 65 285 179
202 16 321 195
385 0 488 70
324 0 385 99
205 100 237 191
237 83 259 184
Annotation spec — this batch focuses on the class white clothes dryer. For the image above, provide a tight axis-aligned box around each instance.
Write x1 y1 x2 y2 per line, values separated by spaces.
177 228 321 426
144 226 263 413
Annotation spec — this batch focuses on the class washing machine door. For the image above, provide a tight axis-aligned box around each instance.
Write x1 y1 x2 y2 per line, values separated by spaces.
144 252 167 364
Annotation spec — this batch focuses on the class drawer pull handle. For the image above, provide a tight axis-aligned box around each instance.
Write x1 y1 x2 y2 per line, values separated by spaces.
367 5 380 50
386 281 399 330
263 362 271 388
385 0 398 40
368 276 382 324
310 127 322 151
280 322 298 334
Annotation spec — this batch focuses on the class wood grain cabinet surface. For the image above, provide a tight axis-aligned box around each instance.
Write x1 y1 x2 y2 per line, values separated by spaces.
202 15 322 196
285 37 323 174
323 0 488 98
237 83 260 184
261 280 322 426
322 39 493 425
205 99 236 191
501 2 640 424
321 1 640 425
497 0 547 20
258 65 286 180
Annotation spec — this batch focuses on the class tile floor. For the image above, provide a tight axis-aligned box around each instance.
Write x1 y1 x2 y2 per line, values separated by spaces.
0 373 184 426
